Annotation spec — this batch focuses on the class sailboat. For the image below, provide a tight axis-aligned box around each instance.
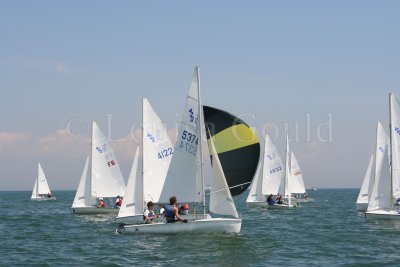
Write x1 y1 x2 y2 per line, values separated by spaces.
116 98 173 224
356 154 374 211
31 163 56 200
365 93 400 220
357 122 387 211
117 66 245 234
272 132 296 208
70 122 126 214
246 135 282 206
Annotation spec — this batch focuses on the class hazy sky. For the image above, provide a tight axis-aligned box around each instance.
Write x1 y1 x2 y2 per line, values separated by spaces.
1 1 399 190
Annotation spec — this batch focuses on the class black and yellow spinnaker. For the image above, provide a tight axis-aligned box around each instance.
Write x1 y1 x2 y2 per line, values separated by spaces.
203 105 260 196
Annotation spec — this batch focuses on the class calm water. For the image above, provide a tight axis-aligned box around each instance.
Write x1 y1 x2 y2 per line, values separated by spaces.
1 189 400 266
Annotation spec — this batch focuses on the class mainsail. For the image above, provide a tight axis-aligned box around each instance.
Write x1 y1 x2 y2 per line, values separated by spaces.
368 143 391 211
159 68 202 203
91 122 126 198
262 135 284 195
290 152 306 194
142 98 173 203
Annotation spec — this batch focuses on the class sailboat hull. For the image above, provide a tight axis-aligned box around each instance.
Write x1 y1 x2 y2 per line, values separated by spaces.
31 197 56 201
246 201 268 207
268 203 297 209
70 207 119 214
356 202 368 211
115 214 144 224
117 218 242 234
365 209 400 220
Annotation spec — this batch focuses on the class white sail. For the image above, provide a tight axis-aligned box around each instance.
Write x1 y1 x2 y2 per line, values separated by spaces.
72 156 92 207
279 133 291 206
118 145 143 218
357 154 374 205
390 93 400 199
91 122 126 198
159 69 201 203
31 179 38 199
371 122 389 200
261 135 284 195
368 143 391 211
290 152 306 194
142 98 173 203
32 163 51 199
209 137 239 218
246 162 265 203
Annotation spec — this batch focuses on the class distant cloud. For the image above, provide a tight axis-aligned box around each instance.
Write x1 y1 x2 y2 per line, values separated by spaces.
37 129 89 157
0 132 29 157
5 56 73 74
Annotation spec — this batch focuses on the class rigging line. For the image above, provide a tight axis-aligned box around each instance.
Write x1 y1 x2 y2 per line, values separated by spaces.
206 182 252 196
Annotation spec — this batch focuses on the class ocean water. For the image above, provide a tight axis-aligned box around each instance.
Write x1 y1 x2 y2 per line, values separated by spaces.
1 189 400 266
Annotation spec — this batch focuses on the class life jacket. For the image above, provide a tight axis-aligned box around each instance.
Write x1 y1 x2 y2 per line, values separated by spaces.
164 205 175 219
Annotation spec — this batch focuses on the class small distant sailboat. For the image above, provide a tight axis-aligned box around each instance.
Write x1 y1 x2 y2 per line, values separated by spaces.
273 132 296 208
31 163 56 200
246 134 281 207
70 122 126 214
366 93 400 220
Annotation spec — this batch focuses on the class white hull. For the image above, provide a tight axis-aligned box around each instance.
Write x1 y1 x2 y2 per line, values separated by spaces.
292 198 313 203
356 202 368 211
31 197 56 201
268 203 296 209
246 201 268 207
115 214 144 224
365 209 400 220
70 206 119 214
117 218 242 234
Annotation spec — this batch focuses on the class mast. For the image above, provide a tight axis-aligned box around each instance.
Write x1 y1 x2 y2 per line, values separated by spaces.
142 98 145 209
90 123 93 204
197 66 206 217
37 163 40 197
389 93 394 205
285 132 291 206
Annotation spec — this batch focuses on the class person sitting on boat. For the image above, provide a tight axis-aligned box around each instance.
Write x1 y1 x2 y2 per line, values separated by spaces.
47 192 52 198
159 204 165 217
396 198 400 206
115 196 122 208
304 193 308 199
164 196 188 223
178 203 190 215
143 201 159 224
276 194 283 204
98 198 106 208
267 194 275 205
